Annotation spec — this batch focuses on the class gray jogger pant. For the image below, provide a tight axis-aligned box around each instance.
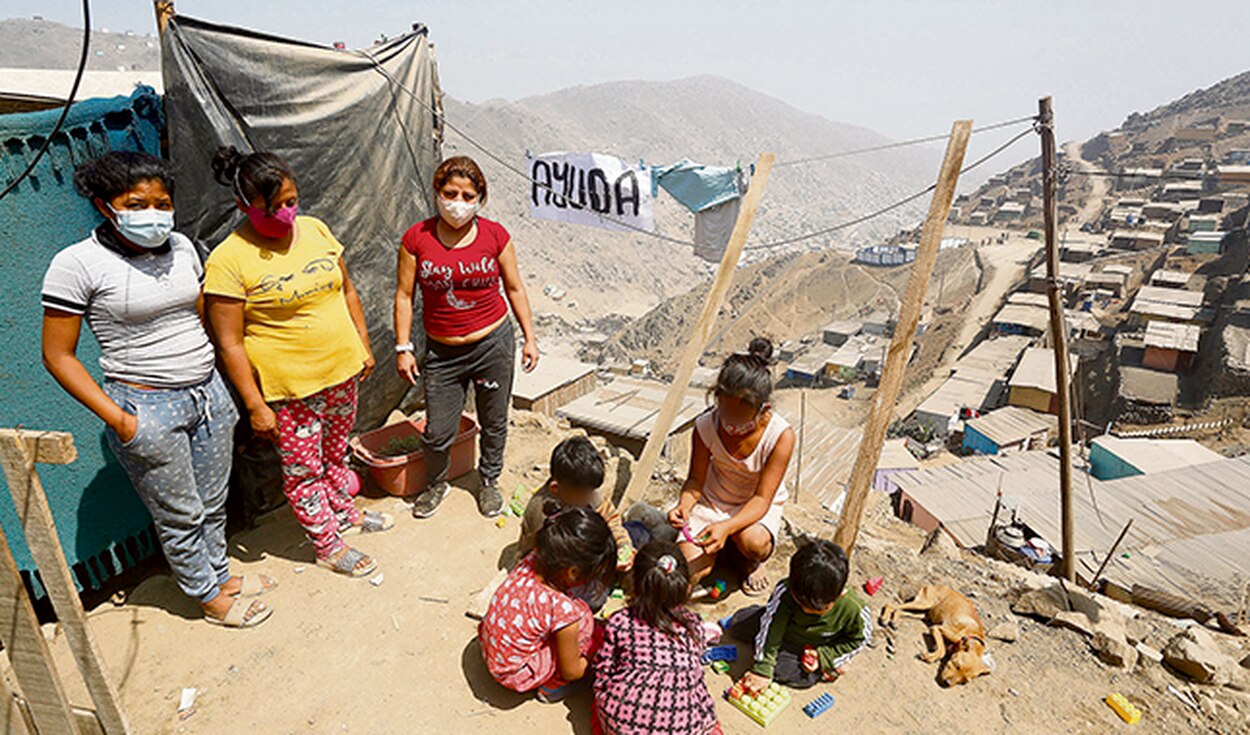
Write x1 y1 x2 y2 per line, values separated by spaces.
103 371 239 603
420 320 515 486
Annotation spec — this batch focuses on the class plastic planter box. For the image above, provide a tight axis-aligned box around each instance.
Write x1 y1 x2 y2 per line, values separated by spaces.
350 414 479 496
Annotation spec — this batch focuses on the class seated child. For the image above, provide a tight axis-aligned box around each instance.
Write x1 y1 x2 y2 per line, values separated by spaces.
518 436 634 567
594 540 721 735
723 538 871 692
479 506 617 703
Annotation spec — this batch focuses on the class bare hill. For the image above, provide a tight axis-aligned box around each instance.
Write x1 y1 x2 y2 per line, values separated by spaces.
0 18 160 71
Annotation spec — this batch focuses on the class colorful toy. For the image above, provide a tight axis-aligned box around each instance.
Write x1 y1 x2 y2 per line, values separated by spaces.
863 576 884 596
725 680 792 727
494 516 507 529
711 660 730 674
708 579 728 601
681 524 697 544
610 587 625 600
803 693 834 718
1105 693 1141 724
506 485 529 517
701 645 739 664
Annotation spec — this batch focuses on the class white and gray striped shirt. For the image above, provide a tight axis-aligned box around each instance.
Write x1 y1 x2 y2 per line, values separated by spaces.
41 228 216 388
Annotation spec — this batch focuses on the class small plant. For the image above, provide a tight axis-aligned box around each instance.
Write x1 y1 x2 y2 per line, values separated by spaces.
379 435 422 457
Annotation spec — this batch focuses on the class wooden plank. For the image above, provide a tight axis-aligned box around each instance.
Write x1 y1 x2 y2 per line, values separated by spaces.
0 666 33 735
0 521 78 734
0 430 77 466
833 120 972 556
0 432 132 735
620 153 775 508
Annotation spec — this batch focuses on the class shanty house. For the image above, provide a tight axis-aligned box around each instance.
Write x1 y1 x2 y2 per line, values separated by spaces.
1007 347 1077 415
511 355 597 416
1142 321 1201 372
961 405 1051 456
1187 231 1226 255
1129 286 1210 327
874 438 921 491
1089 436 1222 480
821 319 862 347
1110 230 1166 250
555 376 706 460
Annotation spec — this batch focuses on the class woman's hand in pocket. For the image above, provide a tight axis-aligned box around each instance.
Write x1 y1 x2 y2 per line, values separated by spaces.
113 411 139 444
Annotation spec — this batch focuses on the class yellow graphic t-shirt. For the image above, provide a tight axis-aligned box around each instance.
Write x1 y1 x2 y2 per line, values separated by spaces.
204 215 369 402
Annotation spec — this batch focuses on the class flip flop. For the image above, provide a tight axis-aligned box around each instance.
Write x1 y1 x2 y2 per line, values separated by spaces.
229 574 278 598
340 510 395 537
741 567 771 597
317 547 377 578
205 597 272 628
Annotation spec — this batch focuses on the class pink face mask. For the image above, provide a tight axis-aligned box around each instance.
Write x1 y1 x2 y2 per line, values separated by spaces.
246 203 298 239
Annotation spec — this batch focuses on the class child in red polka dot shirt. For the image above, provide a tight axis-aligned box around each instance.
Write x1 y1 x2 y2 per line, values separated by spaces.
478 506 617 702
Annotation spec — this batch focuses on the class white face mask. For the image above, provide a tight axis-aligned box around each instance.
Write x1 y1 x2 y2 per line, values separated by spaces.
437 196 479 228
108 205 175 249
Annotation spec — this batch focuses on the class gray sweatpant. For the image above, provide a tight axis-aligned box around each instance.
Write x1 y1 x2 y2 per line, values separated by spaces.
421 320 515 486
104 371 239 603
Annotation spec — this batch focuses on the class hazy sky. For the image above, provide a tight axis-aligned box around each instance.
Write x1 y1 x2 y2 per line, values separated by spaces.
9 0 1250 154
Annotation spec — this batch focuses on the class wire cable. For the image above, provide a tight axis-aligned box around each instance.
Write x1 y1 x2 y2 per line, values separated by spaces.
774 115 1036 168
0 0 91 201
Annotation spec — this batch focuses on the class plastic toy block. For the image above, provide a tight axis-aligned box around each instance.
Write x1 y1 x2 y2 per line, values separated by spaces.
708 579 728 600
711 660 730 674
610 587 625 599
701 645 739 664
494 516 507 528
725 681 791 727
803 693 835 718
863 576 884 596
1105 693 1141 724
681 524 697 544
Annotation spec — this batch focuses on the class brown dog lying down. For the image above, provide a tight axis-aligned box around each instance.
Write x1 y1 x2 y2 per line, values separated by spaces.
879 585 994 686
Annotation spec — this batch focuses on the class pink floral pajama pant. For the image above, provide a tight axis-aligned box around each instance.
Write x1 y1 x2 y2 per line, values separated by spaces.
273 377 362 557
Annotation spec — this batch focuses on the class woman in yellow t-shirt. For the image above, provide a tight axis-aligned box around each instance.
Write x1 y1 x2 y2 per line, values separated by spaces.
204 147 391 579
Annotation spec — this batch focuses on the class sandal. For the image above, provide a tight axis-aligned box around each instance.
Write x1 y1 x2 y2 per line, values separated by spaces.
741 567 771 598
229 574 278 598
205 597 272 628
317 547 377 578
340 510 395 537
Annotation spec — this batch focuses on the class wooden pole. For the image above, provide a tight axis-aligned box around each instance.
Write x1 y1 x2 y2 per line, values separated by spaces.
0 431 131 734
794 390 806 502
620 153 774 508
153 1 175 34
1039 96 1076 582
833 120 972 556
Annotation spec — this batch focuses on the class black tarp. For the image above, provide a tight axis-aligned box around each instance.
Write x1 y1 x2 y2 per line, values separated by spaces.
160 15 444 430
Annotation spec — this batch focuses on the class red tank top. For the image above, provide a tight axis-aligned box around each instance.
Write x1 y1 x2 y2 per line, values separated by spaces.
402 217 511 338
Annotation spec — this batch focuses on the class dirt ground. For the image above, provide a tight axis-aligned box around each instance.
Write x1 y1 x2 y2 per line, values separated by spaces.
31 411 1249 735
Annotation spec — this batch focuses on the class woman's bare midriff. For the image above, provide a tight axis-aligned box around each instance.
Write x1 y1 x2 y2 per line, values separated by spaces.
427 313 508 346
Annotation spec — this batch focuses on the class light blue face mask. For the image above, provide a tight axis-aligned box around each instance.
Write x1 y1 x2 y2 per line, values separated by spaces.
108 205 175 249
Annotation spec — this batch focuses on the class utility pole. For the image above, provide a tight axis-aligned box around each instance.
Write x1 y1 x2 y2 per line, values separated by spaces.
1039 96 1076 582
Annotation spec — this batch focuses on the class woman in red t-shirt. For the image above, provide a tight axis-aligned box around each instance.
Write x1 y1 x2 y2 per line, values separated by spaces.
395 156 539 519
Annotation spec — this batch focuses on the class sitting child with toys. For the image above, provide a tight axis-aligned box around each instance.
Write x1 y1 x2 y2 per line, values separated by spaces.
722 538 872 692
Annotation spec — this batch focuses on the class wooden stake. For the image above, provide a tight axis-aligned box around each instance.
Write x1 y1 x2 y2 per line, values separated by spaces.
153 1 175 34
1087 518 1133 592
0 430 132 735
833 120 972 557
1038 96 1076 582
795 390 806 502
620 153 774 509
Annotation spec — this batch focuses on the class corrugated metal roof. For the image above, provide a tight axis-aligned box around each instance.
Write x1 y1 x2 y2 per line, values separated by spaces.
1143 321 1201 352
892 451 1250 607
963 405 1052 446
1092 436 1222 474
993 303 1051 332
878 438 921 471
1134 285 1205 307
915 368 1002 419
1008 347 1077 393
956 335 1031 374
555 376 706 440
511 355 596 401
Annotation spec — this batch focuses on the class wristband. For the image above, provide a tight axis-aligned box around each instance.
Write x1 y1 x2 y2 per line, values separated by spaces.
395 343 415 354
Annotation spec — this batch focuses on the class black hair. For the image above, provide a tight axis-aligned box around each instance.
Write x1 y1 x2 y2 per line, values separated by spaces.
788 538 849 610
210 145 297 214
714 337 775 408
550 436 605 490
534 505 616 591
73 151 174 203
630 540 699 642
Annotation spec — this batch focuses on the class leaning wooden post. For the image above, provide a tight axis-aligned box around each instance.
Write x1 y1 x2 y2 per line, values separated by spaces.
833 120 972 557
1038 96 1076 582
619 153 775 509
153 1 175 34
0 430 132 735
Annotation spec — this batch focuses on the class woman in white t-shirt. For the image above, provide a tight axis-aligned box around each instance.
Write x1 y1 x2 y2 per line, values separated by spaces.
669 338 795 596
40 152 274 628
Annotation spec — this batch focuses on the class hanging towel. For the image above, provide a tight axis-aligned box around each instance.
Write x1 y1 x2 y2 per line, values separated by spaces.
652 158 742 213
694 197 741 263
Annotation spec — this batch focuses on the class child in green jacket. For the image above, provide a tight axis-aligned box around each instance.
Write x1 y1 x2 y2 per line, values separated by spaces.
724 538 872 692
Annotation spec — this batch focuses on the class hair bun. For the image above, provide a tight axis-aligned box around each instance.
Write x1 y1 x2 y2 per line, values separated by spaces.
210 145 246 186
747 337 774 364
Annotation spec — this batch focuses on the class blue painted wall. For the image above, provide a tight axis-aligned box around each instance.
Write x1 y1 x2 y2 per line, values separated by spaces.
961 425 1001 456
0 89 164 596
1089 442 1142 481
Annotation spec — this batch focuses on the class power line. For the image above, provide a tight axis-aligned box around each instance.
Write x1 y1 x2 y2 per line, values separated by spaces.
705 124 1037 351
774 115 1037 168
0 0 91 201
